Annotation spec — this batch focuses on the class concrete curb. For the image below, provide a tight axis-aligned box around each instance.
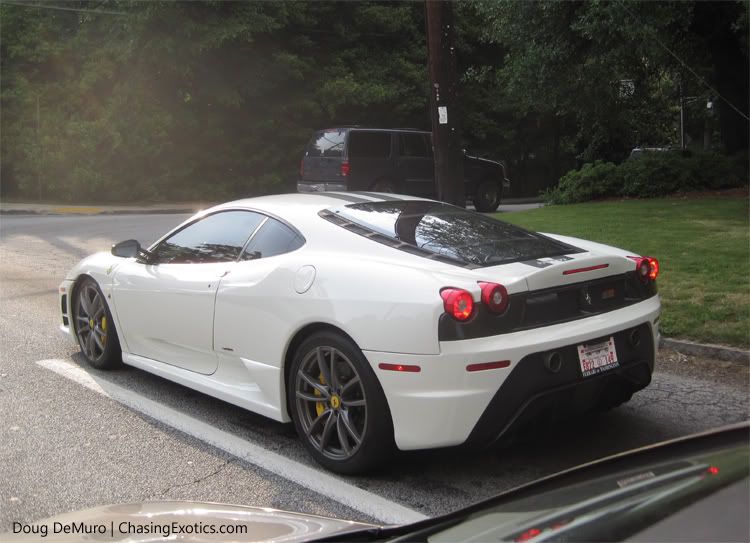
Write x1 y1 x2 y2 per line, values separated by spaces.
660 337 749 366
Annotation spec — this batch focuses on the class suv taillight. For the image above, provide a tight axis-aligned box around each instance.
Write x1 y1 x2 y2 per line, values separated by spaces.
299 159 304 178
341 161 350 177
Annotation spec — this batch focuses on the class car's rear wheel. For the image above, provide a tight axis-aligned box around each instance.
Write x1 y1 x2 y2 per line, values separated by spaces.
473 179 502 212
289 332 393 474
73 277 122 370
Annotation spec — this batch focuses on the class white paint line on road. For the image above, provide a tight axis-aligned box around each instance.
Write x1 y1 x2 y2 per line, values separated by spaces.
36 359 428 525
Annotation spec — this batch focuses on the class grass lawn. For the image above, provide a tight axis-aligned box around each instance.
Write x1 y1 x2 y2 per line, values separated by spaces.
497 197 750 349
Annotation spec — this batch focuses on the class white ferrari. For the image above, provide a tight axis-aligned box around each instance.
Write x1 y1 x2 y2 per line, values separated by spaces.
59 193 661 473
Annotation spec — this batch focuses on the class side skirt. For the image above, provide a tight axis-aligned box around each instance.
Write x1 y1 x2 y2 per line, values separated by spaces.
121 352 289 423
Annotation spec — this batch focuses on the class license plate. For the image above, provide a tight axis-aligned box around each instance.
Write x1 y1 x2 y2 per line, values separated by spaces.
577 337 619 377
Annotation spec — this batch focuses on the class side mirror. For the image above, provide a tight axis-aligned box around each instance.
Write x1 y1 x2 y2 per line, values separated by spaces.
111 239 141 258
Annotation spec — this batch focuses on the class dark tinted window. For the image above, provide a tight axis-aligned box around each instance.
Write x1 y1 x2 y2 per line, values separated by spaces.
399 133 432 157
306 130 346 158
329 201 580 267
154 211 264 264
240 218 304 260
348 131 391 159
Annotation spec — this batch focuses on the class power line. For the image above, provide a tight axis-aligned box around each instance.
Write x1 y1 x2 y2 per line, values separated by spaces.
1 1 128 16
619 0 750 123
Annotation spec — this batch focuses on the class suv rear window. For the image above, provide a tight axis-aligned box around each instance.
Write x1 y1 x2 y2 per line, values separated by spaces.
322 201 580 267
306 130 346 158
348 131 391 159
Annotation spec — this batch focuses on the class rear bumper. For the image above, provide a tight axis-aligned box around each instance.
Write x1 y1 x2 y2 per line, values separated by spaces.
297 181 348 193
363 295 660 450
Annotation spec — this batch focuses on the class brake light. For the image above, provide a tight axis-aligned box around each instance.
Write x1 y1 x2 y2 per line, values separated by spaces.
440 288 474 321
299 159 304 178
340 160 350 177
478 282 509 313
629 256 659 282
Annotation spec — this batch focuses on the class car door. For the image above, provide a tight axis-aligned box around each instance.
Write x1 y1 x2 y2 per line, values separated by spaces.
395 132 435 197
213 217 305 411
112 210 265 375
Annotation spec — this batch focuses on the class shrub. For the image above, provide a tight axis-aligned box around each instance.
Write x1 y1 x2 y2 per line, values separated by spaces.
547 152 747 204
544 161 621 204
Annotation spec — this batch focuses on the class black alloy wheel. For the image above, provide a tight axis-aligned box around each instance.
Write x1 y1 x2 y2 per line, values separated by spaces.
73 277 122 369
289 332 393 474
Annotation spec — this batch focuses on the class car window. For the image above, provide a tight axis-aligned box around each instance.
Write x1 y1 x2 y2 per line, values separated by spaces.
240 218 304 260
305 130 346 158
399 133 432 157
325 201 581 267
348 131 391 159
154 210 265 264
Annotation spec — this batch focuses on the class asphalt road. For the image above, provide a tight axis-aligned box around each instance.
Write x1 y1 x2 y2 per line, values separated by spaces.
1 212 747 531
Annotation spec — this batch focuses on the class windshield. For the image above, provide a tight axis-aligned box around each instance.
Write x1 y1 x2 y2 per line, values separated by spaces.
328 201 581 267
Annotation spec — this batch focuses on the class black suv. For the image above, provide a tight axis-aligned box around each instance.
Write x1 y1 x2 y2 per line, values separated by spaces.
297 127 510 212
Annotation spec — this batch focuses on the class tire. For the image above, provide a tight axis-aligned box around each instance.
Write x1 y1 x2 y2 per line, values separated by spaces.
371 178 396 193
288 331 394 474
473 179 502 212
72 277 122 370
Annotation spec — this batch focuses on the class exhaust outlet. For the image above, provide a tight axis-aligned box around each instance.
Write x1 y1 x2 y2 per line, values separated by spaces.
629 328 641 348
544 351 563 373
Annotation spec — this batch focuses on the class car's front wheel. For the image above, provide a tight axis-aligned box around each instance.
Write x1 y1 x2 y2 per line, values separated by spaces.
473 179 502 212
289 332 394 474
73 277 122 370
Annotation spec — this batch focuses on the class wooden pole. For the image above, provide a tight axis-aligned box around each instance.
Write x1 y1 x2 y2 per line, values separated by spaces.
425 0 464 207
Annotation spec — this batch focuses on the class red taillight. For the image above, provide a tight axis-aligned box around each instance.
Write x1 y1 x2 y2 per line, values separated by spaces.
340 160 350 177
378 363 421 373
440 288 474 321
707 465 720 475
630 256 659 282
478 282 509 313
299 159 304 178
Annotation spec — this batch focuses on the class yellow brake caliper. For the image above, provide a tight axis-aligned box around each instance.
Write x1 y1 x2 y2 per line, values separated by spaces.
315 374 326 416
101 316 107 345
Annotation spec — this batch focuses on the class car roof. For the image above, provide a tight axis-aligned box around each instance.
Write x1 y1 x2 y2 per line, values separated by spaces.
210 192 433 217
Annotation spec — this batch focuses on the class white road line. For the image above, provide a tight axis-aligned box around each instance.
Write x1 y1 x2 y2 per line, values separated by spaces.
36 359 428 525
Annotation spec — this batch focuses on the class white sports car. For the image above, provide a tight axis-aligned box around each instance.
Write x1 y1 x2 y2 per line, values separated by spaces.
59 193 661 473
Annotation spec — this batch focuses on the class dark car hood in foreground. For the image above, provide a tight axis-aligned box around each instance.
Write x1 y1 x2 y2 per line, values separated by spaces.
7 424 748 543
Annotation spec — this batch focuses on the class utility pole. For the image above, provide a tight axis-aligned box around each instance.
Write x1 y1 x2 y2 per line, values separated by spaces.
425 0 464 207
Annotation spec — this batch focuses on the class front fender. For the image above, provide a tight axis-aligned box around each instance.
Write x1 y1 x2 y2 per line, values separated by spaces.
62 252 130 351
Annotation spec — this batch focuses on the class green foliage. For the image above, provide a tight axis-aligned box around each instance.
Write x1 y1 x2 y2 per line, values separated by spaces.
0 1 746 202
546 152 747 204
544 161 622 204
0 1 428 202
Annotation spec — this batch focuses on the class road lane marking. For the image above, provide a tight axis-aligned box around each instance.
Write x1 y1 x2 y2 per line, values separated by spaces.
36 359 427 525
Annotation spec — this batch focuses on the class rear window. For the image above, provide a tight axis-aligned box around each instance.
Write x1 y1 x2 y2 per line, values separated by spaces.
306 130 346 158
348 131 391 159
322 201 580 267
